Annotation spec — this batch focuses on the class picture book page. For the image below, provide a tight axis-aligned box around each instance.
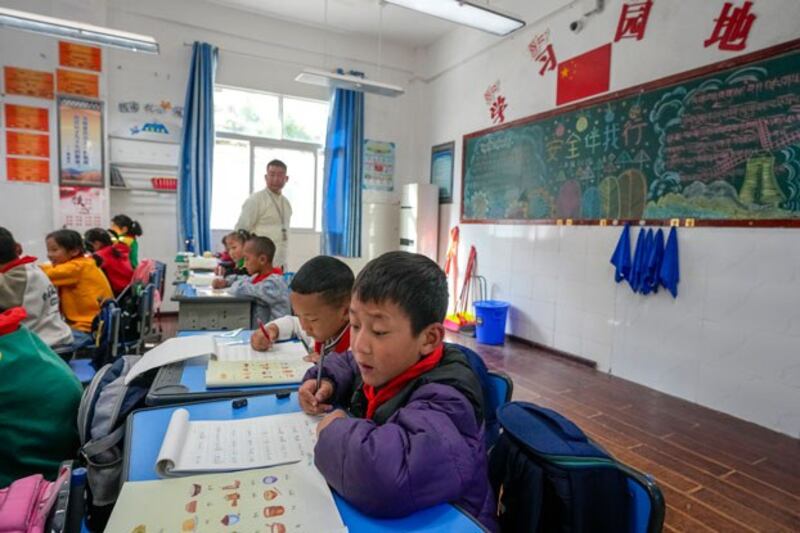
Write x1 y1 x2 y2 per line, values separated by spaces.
205 359 312 388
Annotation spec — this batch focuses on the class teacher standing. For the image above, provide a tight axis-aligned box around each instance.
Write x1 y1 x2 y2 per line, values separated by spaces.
235 159 292 269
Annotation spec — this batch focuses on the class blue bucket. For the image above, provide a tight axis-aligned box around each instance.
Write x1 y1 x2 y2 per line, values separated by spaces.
474 300 510 345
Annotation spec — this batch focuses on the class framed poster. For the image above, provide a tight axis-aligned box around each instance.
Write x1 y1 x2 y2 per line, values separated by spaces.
58 186 108 230
58 97 104 187
363 140 395 191
430 141 455 204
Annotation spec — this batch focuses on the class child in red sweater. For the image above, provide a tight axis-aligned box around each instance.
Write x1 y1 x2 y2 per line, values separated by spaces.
84 228 134 296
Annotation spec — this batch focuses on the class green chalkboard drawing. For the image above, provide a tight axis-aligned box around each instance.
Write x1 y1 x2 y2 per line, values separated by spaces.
462 41 800 225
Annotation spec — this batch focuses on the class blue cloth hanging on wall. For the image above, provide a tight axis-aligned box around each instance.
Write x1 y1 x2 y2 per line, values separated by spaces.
609 224 632 283
629 227 647 293
642 228 665 295
660 226 680 298
178 41 218 253
321 78 364 257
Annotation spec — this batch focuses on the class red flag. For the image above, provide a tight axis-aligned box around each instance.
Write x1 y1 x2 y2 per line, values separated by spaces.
556 44 612 105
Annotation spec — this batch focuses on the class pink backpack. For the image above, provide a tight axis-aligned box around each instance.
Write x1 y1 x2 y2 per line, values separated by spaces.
0 468 69 533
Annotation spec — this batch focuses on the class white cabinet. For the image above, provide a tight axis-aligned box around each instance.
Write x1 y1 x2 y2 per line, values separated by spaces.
399 183 439 262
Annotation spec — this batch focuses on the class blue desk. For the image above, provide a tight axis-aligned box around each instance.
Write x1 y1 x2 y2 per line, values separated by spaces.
147 330 301 406
124 395 485 532
172 283 254 331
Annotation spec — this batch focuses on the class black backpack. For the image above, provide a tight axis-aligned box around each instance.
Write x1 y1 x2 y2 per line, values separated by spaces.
489 401 631 532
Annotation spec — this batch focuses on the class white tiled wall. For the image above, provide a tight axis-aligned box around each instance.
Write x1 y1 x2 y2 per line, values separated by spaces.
447 218 800 437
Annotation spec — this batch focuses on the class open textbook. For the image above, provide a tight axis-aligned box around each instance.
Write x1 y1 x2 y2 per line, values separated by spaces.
125 333 306 384
206 359 312 388
156 409 318 477
106 465 347 533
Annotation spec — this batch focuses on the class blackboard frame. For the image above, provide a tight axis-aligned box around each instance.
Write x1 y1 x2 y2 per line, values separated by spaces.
461 38 800 228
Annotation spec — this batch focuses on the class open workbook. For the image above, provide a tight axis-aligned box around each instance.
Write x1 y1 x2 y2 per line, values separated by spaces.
106 465 347 532
156 409 318 477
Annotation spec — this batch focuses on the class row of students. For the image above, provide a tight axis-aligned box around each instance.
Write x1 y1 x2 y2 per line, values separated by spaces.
251 252 496 531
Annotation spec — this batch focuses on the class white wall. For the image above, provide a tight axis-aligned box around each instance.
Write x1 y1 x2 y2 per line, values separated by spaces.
415 0 800 437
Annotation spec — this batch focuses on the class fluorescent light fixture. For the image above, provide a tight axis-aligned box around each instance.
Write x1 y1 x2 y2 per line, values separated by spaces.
295 68 405 97
0 7 159 54
385 0 525 36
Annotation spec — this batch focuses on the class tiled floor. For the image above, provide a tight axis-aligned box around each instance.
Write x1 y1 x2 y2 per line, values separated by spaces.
157 315 799 531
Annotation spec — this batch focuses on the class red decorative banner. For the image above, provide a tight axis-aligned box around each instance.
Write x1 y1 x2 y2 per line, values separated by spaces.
3 67 54 99
59 41 102 71
6 158 50 183
4 104 49 131
6 131 50 158
56 69 99 98
556 44 612 106
490 95 508 124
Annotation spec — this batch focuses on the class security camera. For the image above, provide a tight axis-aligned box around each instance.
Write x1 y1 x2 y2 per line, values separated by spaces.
570 19 584 33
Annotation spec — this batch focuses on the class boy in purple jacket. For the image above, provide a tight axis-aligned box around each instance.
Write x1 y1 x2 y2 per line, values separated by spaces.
299 251 497 531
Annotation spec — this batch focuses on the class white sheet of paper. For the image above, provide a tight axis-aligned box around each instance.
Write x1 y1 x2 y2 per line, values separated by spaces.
187 272 216 286
106 465 348 533
124 335 216 384
155 409 319 477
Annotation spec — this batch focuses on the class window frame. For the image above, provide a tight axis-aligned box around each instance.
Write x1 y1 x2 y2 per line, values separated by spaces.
213 85 328 234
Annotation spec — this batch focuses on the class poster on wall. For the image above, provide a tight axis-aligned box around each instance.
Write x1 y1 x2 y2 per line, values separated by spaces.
363 140 395 192
6 158 49 183
4 104 50 131
3 67 54 99
430 141 455 204
58 41 102 72
58 186 108 230
58 97 104 187
6 131 50 158
56 69 100 98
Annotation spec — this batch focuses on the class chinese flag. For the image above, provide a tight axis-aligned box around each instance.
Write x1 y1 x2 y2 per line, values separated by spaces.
556 44 612 105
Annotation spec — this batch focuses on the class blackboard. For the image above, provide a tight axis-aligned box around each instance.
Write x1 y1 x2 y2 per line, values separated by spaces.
462 40 800 227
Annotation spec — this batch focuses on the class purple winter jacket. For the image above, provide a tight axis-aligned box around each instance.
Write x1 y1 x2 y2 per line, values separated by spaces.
306 349 498 532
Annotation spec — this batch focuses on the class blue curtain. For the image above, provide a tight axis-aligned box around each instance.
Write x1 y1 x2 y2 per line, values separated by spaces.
178 42 218 253
321 81 364 257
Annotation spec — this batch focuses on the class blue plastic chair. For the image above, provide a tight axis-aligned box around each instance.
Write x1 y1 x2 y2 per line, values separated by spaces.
619 462 665 533
447 343 514 448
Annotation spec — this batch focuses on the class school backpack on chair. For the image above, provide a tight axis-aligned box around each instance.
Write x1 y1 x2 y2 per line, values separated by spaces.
489 401 631 532
76 355 154 528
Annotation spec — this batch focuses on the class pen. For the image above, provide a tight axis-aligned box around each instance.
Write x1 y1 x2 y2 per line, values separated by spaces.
316 351 326 394
257 319 270 346
297 335 311 354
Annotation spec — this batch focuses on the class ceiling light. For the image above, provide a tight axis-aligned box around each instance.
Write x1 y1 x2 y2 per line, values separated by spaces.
295 68 405 97
0 7 159 54
384 0 525 36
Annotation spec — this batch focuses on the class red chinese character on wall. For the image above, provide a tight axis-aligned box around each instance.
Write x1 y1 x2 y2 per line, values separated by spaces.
490 95 507 124
704 1 757 51
614 0 653 42
535 44 557 76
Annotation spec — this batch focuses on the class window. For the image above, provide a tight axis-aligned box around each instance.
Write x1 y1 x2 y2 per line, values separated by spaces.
212 87 329 232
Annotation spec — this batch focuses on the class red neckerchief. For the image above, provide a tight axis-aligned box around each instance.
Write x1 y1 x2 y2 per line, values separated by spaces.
252 272 271 284
362 344 445 420
271 266 283 275
313 324 350 355
0 306 27 335
0 255 36 274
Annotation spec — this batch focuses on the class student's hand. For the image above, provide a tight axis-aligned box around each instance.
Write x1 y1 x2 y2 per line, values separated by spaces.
317 409 347 436
211 278 227 289
251 325 278 351
298 378 334 415
303 351 320 364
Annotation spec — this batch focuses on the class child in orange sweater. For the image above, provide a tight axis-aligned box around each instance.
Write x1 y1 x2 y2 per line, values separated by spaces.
41 229 113 349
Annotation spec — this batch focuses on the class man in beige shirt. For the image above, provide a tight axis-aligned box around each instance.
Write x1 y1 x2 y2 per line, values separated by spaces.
235 159 292 269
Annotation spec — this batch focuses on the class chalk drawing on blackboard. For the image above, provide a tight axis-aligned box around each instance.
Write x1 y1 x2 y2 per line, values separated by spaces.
463 43 800 224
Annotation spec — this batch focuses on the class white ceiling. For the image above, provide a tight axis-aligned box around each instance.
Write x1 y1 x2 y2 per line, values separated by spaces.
205 0 459 48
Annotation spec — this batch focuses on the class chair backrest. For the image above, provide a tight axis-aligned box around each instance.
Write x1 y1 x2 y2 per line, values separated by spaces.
618 463 665 533
447 343 513 449
136 284 155 352
148 261 167 301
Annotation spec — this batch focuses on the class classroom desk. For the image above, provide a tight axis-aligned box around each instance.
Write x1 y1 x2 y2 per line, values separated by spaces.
147 330 303 406
124 395 486 532
172 282 254 331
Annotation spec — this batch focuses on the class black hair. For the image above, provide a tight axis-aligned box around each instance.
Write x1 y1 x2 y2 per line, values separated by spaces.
46 229 85 254
290 256 354 307
353 251 448 335
84 227 113 249
0 227 18 263
223 229 252 246
266 159 287 172
246 236 276 263
111 214 143 237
